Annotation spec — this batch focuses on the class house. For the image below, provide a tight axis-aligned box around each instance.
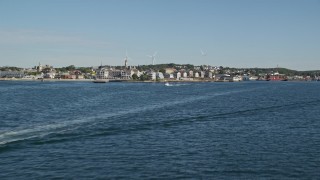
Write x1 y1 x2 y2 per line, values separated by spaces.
182 72 188 78
0 71 25 78
176 72 181 80
96 67 109 79
156 72 164 79
200 71 205 78
43 72 55 79
148 71 156 80
188 70 194 77
194 72 199 78
164 73 174 79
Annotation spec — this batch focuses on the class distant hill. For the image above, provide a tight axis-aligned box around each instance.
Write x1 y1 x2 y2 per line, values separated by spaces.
1 64 320 76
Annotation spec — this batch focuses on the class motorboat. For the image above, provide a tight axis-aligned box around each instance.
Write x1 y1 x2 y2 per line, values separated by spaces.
93 79 109 83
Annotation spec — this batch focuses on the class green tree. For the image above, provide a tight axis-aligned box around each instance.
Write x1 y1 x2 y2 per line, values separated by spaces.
139 74 149 81
159 69 166 74
132 74 139 80
66 65 76 71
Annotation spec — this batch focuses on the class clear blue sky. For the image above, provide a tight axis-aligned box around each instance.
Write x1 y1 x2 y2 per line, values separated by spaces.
0 0 319 70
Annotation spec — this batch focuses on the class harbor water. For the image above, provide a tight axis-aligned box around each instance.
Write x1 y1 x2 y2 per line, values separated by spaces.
0 81 319 179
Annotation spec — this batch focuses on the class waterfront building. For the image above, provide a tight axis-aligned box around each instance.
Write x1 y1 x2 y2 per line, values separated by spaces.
194 72 199 78
43 72 55 79
267 72 287 81
72 70 84 79
200 71 205 78
156 72 164 79
189 70 194 77
108 69 131 79
76 75 84 79
183 72 188 78
148 71 156 80
232 75 242 82
164 73 174 79
0 71 25 78
120 70 132 79
95 67 109 79
176 72 181 80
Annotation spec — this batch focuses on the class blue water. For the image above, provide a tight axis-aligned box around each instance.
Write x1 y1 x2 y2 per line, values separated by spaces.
0 81 319 179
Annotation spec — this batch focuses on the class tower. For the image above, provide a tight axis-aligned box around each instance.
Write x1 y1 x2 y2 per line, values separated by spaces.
125 57 128 69
37 62 43 72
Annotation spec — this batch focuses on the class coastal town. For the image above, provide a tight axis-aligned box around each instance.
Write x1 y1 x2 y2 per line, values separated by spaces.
1 59 320 82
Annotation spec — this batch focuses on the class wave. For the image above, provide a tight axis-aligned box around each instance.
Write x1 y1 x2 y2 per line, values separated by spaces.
165 83 190 87
0 88 255 146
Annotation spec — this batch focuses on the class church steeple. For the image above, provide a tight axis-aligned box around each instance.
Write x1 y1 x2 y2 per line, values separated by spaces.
37 62 43 72
125 57 128 69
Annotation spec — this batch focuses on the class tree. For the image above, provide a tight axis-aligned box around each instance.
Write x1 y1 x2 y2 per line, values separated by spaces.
159 69 166 74
132 74 139 80
78 67 92 74
66 65 76 71
139 74 149 81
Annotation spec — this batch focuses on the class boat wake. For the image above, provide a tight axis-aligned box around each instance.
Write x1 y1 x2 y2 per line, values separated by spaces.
0 88 258 146
165 82 189 87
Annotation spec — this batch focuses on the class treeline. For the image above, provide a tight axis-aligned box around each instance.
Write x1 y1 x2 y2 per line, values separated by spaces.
55 65 92 73
0 66 23 71
242 68 320 76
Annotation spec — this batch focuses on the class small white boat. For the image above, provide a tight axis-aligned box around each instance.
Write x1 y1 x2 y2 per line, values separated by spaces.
165 82 170 86
249 76 258 81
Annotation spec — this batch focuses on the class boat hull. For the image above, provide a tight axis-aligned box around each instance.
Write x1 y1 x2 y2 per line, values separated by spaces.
93 79 109 83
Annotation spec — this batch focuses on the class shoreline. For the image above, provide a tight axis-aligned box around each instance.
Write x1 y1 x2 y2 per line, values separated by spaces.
0 78 315 83
0 78 94 82
0 78 214 83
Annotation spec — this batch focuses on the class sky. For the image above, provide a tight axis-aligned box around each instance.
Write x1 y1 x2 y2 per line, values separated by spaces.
0 0 319 70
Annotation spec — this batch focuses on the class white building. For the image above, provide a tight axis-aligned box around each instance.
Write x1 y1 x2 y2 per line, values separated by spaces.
176 72 181 80
148 72 156 80
0 71 25 78
132 69 142 77
164 73 175 79
189 70 194 77
43 72 55 79
200 71 205 78
194 72 199 78
108 69 133 79
183 72 187 78
156 72 164 79
96 67 109 79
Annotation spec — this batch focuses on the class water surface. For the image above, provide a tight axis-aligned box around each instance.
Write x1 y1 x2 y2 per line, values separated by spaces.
0 81 319 179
